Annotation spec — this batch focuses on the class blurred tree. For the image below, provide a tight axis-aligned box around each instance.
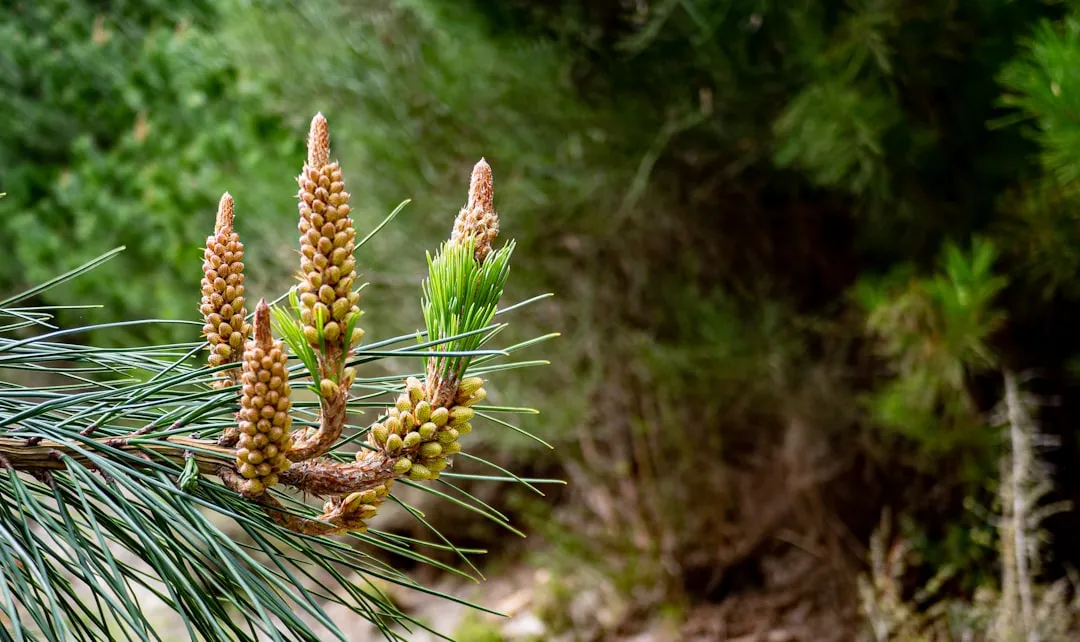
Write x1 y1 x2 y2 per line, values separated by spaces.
0 1 299 343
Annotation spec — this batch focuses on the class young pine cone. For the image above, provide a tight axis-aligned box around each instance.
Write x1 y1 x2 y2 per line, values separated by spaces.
450 158 499 263
200 193 251 386
295 114 362 354
361 376 485 481
234 300 293 496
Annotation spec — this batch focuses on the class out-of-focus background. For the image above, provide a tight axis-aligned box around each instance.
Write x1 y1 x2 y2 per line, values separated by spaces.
6 1 1080 639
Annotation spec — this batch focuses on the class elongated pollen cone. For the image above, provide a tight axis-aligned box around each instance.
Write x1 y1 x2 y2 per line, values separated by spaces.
200 192 251 387
295 113 362 354
234 299 293 496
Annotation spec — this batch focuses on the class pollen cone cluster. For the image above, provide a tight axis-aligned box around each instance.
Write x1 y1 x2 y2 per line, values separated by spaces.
321 479 394 533
450 158 499 263
234 301 293 496
361 376 485 481
295 113 362 360
200 193 251 387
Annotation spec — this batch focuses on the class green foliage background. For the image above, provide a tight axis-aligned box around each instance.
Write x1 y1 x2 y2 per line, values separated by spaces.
7 0 1080 634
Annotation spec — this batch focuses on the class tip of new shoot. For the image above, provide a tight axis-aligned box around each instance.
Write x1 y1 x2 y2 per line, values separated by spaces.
254 299 272 349
307 113 330 169
215 192 234 234
467 158 494 214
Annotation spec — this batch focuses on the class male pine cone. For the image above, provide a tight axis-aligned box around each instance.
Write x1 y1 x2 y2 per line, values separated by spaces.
295 113 362 359
325 479 395 533
200 193 251 386
361 376 485 481
234 300 293 496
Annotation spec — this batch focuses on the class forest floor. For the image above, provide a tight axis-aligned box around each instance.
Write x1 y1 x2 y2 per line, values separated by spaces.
118 519 863 641
340 557 860 642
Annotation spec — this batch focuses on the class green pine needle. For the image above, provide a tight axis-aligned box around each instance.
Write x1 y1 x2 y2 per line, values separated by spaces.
0 244 553 641
421 239 515 383
272 295 320 380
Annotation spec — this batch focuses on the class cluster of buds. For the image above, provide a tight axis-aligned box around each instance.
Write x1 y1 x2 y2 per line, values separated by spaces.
200 193 251 387
320 479 394 533
233 301 293 497
450 158 499 263
362 376 485 481
295 114 362 366
203 113 515 538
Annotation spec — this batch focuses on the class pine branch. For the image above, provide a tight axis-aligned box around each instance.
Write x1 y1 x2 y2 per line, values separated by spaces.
0 113 556 640
0 434 227 475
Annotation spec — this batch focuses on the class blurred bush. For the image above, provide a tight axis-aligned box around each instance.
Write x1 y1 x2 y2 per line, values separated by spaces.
0 1 299 343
